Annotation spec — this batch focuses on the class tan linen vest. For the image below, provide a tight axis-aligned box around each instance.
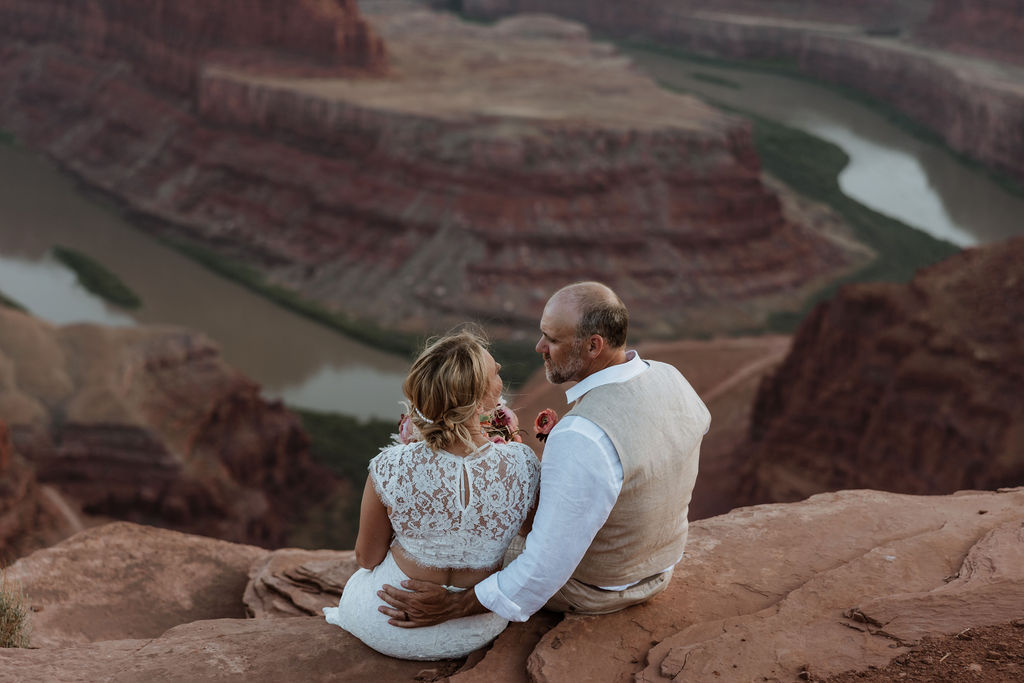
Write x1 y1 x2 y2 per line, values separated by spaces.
566 360 710 587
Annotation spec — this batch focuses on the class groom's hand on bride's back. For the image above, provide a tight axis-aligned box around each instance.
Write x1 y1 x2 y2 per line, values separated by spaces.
377 580 486 628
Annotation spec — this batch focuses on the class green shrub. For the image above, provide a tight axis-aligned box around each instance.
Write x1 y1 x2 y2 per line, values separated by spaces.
0 570 30 648
52 246 142 309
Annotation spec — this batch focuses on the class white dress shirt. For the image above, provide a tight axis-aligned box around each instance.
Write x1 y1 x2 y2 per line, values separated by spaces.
475 350 664 622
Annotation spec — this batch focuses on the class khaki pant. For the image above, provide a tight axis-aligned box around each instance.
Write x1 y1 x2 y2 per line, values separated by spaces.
504 535 673 616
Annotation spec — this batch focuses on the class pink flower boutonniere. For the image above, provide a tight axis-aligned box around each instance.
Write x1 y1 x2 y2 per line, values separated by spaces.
481 401 523 444
534 408 559 442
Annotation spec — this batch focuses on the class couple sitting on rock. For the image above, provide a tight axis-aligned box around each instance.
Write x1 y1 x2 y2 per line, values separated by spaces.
322 282 711 660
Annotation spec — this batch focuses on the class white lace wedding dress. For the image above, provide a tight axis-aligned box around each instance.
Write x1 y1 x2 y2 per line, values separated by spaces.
323 439 540 660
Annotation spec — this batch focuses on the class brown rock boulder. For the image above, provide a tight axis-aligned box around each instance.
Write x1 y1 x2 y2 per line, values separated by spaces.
0 616 458 683
243 548 359 618
3 489 1022 681
532 488 1024 682
0 307 334 550
6 521 268 648
736 237 1024 507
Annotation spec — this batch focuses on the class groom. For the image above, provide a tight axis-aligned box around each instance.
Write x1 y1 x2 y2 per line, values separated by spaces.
379 281 711 624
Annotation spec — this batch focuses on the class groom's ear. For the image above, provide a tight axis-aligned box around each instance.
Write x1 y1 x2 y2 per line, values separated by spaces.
586 334 604 358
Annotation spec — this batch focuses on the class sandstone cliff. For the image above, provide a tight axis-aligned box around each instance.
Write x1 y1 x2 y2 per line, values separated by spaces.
736 236 1024 506
462 1 1024 187
3 488 1022 680
917 0 1024 64
0 307 333 551
0 1 864 339
0 0 386 95
0 419 80 562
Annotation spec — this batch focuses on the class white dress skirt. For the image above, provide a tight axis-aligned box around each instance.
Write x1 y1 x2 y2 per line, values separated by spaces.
323 550 509 660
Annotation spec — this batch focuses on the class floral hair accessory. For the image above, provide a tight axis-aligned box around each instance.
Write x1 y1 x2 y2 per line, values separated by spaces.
534 408 559 442
397 413 418 445
480 400 523 444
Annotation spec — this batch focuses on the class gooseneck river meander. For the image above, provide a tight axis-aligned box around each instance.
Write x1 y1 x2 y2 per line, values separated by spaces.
1 52 1023 420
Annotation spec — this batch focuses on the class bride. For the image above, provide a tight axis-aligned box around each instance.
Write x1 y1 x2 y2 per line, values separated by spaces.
323 329 540 660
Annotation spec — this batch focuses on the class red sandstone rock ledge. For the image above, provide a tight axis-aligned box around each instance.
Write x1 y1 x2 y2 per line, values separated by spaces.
3 488 1022 681
0 2 864 340
464 0 1024 188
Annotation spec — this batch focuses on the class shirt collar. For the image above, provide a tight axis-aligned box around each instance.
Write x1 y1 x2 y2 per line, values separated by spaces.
565 350 647 404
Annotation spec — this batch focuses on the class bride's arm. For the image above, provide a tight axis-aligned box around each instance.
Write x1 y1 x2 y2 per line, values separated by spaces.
354 477 393 570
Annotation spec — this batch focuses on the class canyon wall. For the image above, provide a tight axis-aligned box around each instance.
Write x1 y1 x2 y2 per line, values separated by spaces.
463 1 1024 186
0 419 74 561
0 307 334 550
463 0 933 29
0 2 864 339
917 0 1024 64
0 0 386 94
736 236 1024 506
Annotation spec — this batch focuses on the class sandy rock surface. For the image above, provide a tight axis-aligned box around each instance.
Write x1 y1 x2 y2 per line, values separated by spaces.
7 522 268 648
244 548 359 618
3 488 1022 681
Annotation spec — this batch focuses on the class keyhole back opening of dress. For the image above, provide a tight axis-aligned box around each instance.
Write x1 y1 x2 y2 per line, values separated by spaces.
460 464 471 509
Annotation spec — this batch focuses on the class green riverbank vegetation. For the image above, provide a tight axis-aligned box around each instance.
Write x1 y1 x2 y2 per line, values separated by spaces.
690 71 741 89
52 246 141 310
620 44 961 332
750 114 959 330
164 238 540 387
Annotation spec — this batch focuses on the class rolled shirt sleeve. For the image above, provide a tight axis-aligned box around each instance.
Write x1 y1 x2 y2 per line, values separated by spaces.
474 416 622 621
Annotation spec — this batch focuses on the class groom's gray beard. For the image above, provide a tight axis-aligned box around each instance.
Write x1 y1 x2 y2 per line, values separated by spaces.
544 338 585 384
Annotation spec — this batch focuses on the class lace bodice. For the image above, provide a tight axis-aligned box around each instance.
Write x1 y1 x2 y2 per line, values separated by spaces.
368 440 540 570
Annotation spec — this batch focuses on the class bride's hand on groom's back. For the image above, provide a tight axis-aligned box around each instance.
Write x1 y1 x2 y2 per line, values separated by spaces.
377 581 485 628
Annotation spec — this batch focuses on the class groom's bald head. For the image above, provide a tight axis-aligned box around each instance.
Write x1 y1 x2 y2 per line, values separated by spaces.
549 282 628 349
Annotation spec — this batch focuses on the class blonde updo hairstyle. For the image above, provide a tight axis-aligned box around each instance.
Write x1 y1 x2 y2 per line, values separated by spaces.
403 328 492 452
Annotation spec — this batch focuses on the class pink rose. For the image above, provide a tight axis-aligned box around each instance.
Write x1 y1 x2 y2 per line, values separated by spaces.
494 403 519 432
534 408 559 442
482 402 523 443
398 413 416 444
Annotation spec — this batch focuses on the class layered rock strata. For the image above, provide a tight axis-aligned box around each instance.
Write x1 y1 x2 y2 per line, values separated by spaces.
0 419 77 561
463 1 1024 186
0 307 333 549
0 2 863 338
737 236 1024 505
917 0 1024 64
0 0 386 95
3 488 1023 681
